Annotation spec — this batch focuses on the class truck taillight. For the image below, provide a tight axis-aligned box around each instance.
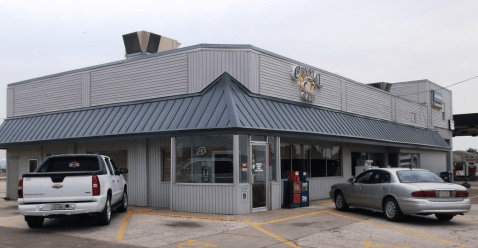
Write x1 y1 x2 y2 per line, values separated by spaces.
455 191 469 197
411 191 436 197
92 176 100 196
18 178 23 198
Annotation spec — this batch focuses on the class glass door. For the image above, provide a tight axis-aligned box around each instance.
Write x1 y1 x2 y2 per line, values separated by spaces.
251 144 267 210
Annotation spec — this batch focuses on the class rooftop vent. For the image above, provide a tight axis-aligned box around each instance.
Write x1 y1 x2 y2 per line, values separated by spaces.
122 31 181 58
368 82 392 92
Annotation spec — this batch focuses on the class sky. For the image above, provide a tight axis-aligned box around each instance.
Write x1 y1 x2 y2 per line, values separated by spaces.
1 0 478 160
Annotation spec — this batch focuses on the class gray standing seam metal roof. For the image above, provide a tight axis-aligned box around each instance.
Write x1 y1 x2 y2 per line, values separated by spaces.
0 73 450 149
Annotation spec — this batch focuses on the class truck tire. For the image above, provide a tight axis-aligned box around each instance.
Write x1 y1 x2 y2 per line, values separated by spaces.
25 216 44 228
98 196 111 226
117 191 128 213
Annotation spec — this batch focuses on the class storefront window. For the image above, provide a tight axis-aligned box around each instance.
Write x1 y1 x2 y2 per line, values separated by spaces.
239 135 248 183
399 153 419 168
176 135 233 183
162 148 171 181
281 138 342 179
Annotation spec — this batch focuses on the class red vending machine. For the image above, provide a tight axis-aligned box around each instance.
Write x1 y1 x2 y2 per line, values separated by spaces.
290 171 302 208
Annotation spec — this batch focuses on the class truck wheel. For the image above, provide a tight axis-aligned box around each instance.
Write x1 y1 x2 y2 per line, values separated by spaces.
25 216 44 228
117 191 128 213
98 197 111 226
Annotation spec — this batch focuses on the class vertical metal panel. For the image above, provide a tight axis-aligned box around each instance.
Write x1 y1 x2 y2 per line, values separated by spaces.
308 177 348 200
346 82 392 121
90 53 188 106
395 98 427 128
13 74 82 117
391 98 396 122
430 83 451 129
341 80 346 111
7 88 14 118
270 182 281 210
81 73 91 108
171 184 235 214
187 50 260 94
389 82 420 103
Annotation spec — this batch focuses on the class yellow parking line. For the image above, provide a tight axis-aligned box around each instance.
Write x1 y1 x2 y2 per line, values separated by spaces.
317 201 334 206
455 217 478 223
0 201 6 204
244 220 300 248
469 195 478 199
258 210 331 226
327 211 467 248
134 211 245 223
115 209 134 242
2 217 24 227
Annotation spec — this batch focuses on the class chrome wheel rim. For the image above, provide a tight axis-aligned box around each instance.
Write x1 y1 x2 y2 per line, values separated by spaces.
124 193 128 209
336 194 344 208
107 200 111 220
385 201 395 218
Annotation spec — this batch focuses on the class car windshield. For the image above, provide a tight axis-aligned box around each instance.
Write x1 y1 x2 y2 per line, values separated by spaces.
396 170 444 183
38 157 100 172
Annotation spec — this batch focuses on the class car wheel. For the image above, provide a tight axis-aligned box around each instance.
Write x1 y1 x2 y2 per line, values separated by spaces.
335 192 349 211
383 197 403 222
117 191 128 213
435 214 454 221
98 196 111 226
25 216 44 228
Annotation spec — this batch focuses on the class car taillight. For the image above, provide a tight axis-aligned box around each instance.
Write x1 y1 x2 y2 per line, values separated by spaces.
92 176 100 196
18 178 23 198
455 191 469 197
411 191 436 197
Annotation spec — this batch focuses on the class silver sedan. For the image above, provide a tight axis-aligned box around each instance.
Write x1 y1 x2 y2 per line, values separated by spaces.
329 168 471 221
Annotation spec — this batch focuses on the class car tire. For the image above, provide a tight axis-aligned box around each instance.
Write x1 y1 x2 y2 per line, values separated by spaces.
25 216 44 228
335 192 349 211
98 196 111 226
117 191 128 213
435 214 454 221
383 197 403 222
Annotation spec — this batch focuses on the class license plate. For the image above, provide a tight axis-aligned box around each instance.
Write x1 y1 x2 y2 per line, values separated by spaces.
51 204 65 210
438 191 450 197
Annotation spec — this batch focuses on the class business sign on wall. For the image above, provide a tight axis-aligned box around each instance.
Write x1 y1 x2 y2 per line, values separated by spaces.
291 66 323 102
432 90 443 109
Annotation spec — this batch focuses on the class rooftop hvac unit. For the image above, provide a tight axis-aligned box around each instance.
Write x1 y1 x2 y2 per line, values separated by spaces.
122 31 181 58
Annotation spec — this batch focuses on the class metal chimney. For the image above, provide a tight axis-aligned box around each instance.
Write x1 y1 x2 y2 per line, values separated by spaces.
122 31 181 58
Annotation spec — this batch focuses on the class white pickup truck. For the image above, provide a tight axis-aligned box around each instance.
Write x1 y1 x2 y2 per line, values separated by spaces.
17 154 128 228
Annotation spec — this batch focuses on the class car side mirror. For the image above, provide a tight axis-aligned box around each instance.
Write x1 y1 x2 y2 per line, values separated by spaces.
347 177 354 184
119 168 129 174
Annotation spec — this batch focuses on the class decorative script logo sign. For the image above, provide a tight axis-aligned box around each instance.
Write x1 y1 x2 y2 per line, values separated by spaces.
291 66 323 101
195 147 208 156
69 161 80 168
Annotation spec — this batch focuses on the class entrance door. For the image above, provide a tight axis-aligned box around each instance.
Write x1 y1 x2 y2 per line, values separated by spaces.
251 144 267 210
7 157 19 200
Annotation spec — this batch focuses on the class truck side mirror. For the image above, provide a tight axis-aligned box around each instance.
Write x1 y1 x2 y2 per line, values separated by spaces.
347 177 354 184
119 168 129 174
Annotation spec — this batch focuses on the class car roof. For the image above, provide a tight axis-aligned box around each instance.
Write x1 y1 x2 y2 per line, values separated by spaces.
371 168 430 173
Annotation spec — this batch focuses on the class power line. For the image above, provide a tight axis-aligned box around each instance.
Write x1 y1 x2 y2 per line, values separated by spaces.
394 75 478 98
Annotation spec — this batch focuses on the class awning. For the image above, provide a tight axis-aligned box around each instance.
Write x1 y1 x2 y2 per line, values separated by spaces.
0 73 450 150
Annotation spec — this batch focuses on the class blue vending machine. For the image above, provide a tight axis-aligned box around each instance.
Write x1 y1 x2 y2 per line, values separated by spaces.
299 171 309 207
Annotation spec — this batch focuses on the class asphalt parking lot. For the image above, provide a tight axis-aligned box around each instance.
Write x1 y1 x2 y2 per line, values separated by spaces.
1 180 477 248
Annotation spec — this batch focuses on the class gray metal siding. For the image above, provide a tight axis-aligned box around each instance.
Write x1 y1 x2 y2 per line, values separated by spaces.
395 98 427 128
90 53 188 106
172 184 235 214
7 88 14 118
259 53 342 110
389 82 420 103
235 184 251 214
270 182 281 210
346 82 392 121
81 73 91 108
12 74 82 117
148 137 171 208
187 50 260 93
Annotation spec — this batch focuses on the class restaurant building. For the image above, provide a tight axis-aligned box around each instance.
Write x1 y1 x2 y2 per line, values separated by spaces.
0 32 453 214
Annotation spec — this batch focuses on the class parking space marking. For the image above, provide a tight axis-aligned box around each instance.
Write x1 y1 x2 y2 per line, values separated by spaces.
134 211 245 223
115 209 134 242
317 201 334 206
257 210 331 226
0 201 6 204
455 217 478 223
327 211 467 248
469 195 478 199
361 241 409 248
244 220 301 248
177 240 218 248
2 217 23 227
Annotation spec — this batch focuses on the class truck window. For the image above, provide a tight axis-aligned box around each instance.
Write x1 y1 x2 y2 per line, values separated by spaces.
105 158 115 175
38 157 100 172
